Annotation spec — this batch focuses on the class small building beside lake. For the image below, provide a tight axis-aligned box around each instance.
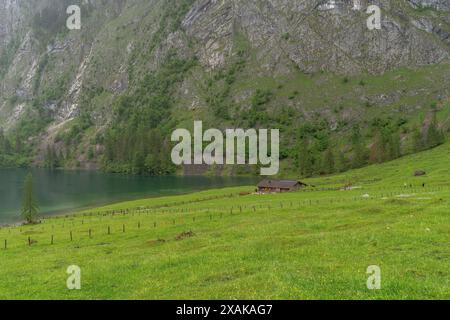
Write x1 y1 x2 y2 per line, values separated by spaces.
257 180 307 193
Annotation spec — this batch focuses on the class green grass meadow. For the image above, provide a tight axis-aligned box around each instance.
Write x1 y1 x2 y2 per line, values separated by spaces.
0 144 449 299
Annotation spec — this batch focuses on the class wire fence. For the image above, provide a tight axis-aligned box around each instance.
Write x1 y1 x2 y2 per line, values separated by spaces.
1 184 449 250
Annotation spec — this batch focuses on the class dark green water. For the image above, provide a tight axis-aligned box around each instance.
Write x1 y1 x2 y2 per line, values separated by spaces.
0 168 258 225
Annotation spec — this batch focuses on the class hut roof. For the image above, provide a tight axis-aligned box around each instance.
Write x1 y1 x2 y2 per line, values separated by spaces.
257 179 305 189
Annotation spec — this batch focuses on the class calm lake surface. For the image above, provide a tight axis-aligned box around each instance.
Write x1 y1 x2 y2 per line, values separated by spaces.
0 168 258 225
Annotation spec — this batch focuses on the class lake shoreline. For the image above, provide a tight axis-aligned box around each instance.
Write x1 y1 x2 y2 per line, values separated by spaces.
0 168 259 226
0 184 255 228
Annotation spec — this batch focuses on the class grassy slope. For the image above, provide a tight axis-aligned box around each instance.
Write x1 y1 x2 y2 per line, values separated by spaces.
0 144 449 299
174 47 450 176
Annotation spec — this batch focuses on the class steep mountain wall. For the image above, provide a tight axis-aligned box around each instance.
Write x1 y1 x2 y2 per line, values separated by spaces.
0 0 448 174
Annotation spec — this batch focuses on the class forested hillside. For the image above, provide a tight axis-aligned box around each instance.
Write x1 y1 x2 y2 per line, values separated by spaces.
0 0 449 176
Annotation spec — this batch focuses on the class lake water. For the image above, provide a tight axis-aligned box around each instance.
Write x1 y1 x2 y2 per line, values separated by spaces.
0 168 258 225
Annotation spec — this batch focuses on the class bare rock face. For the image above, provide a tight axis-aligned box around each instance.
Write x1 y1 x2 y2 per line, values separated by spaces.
0 0 449 165
1 0 449 115
182 0 448 74
407 0 450 11
0 0 22 48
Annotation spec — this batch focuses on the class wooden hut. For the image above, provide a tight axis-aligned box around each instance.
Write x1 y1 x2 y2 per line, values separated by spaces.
257 180 307 193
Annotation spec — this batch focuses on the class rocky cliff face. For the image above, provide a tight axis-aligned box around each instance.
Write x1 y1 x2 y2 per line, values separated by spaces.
0 0 449 170
183 0 448 74
0 0 24 47
408 0 450 11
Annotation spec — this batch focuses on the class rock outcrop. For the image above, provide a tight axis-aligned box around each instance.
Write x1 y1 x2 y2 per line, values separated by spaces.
0 0 448 167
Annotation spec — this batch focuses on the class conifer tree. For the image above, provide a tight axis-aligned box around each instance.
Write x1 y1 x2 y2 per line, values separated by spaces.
351 126 367 168
335 150 348 173
322 147 335 174
388 131 401 160
369 130 385 164
426 110 445 148
412 126 424 153
21 173 39 224
297 137 313 177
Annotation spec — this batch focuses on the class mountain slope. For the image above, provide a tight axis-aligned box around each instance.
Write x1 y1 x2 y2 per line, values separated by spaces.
0 0 449 175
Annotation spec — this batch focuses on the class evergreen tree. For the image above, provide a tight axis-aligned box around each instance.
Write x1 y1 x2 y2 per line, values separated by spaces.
412 125 424 152
0 128 5 153
132 150 146 175
322 147 335 174
46 145 54 169
387 131 401 160
58 149 65 164
87 147 95 160
15 135 22 154
351 126 367 168
369 130 388 164
297 137 313 177
426 110 445 148
369 125 402 163
3 136 12 154
21 173 39 224
46 145 59 169
335 150 348 173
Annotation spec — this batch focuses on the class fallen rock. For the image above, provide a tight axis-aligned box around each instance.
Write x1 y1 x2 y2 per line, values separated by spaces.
414 170 426 176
